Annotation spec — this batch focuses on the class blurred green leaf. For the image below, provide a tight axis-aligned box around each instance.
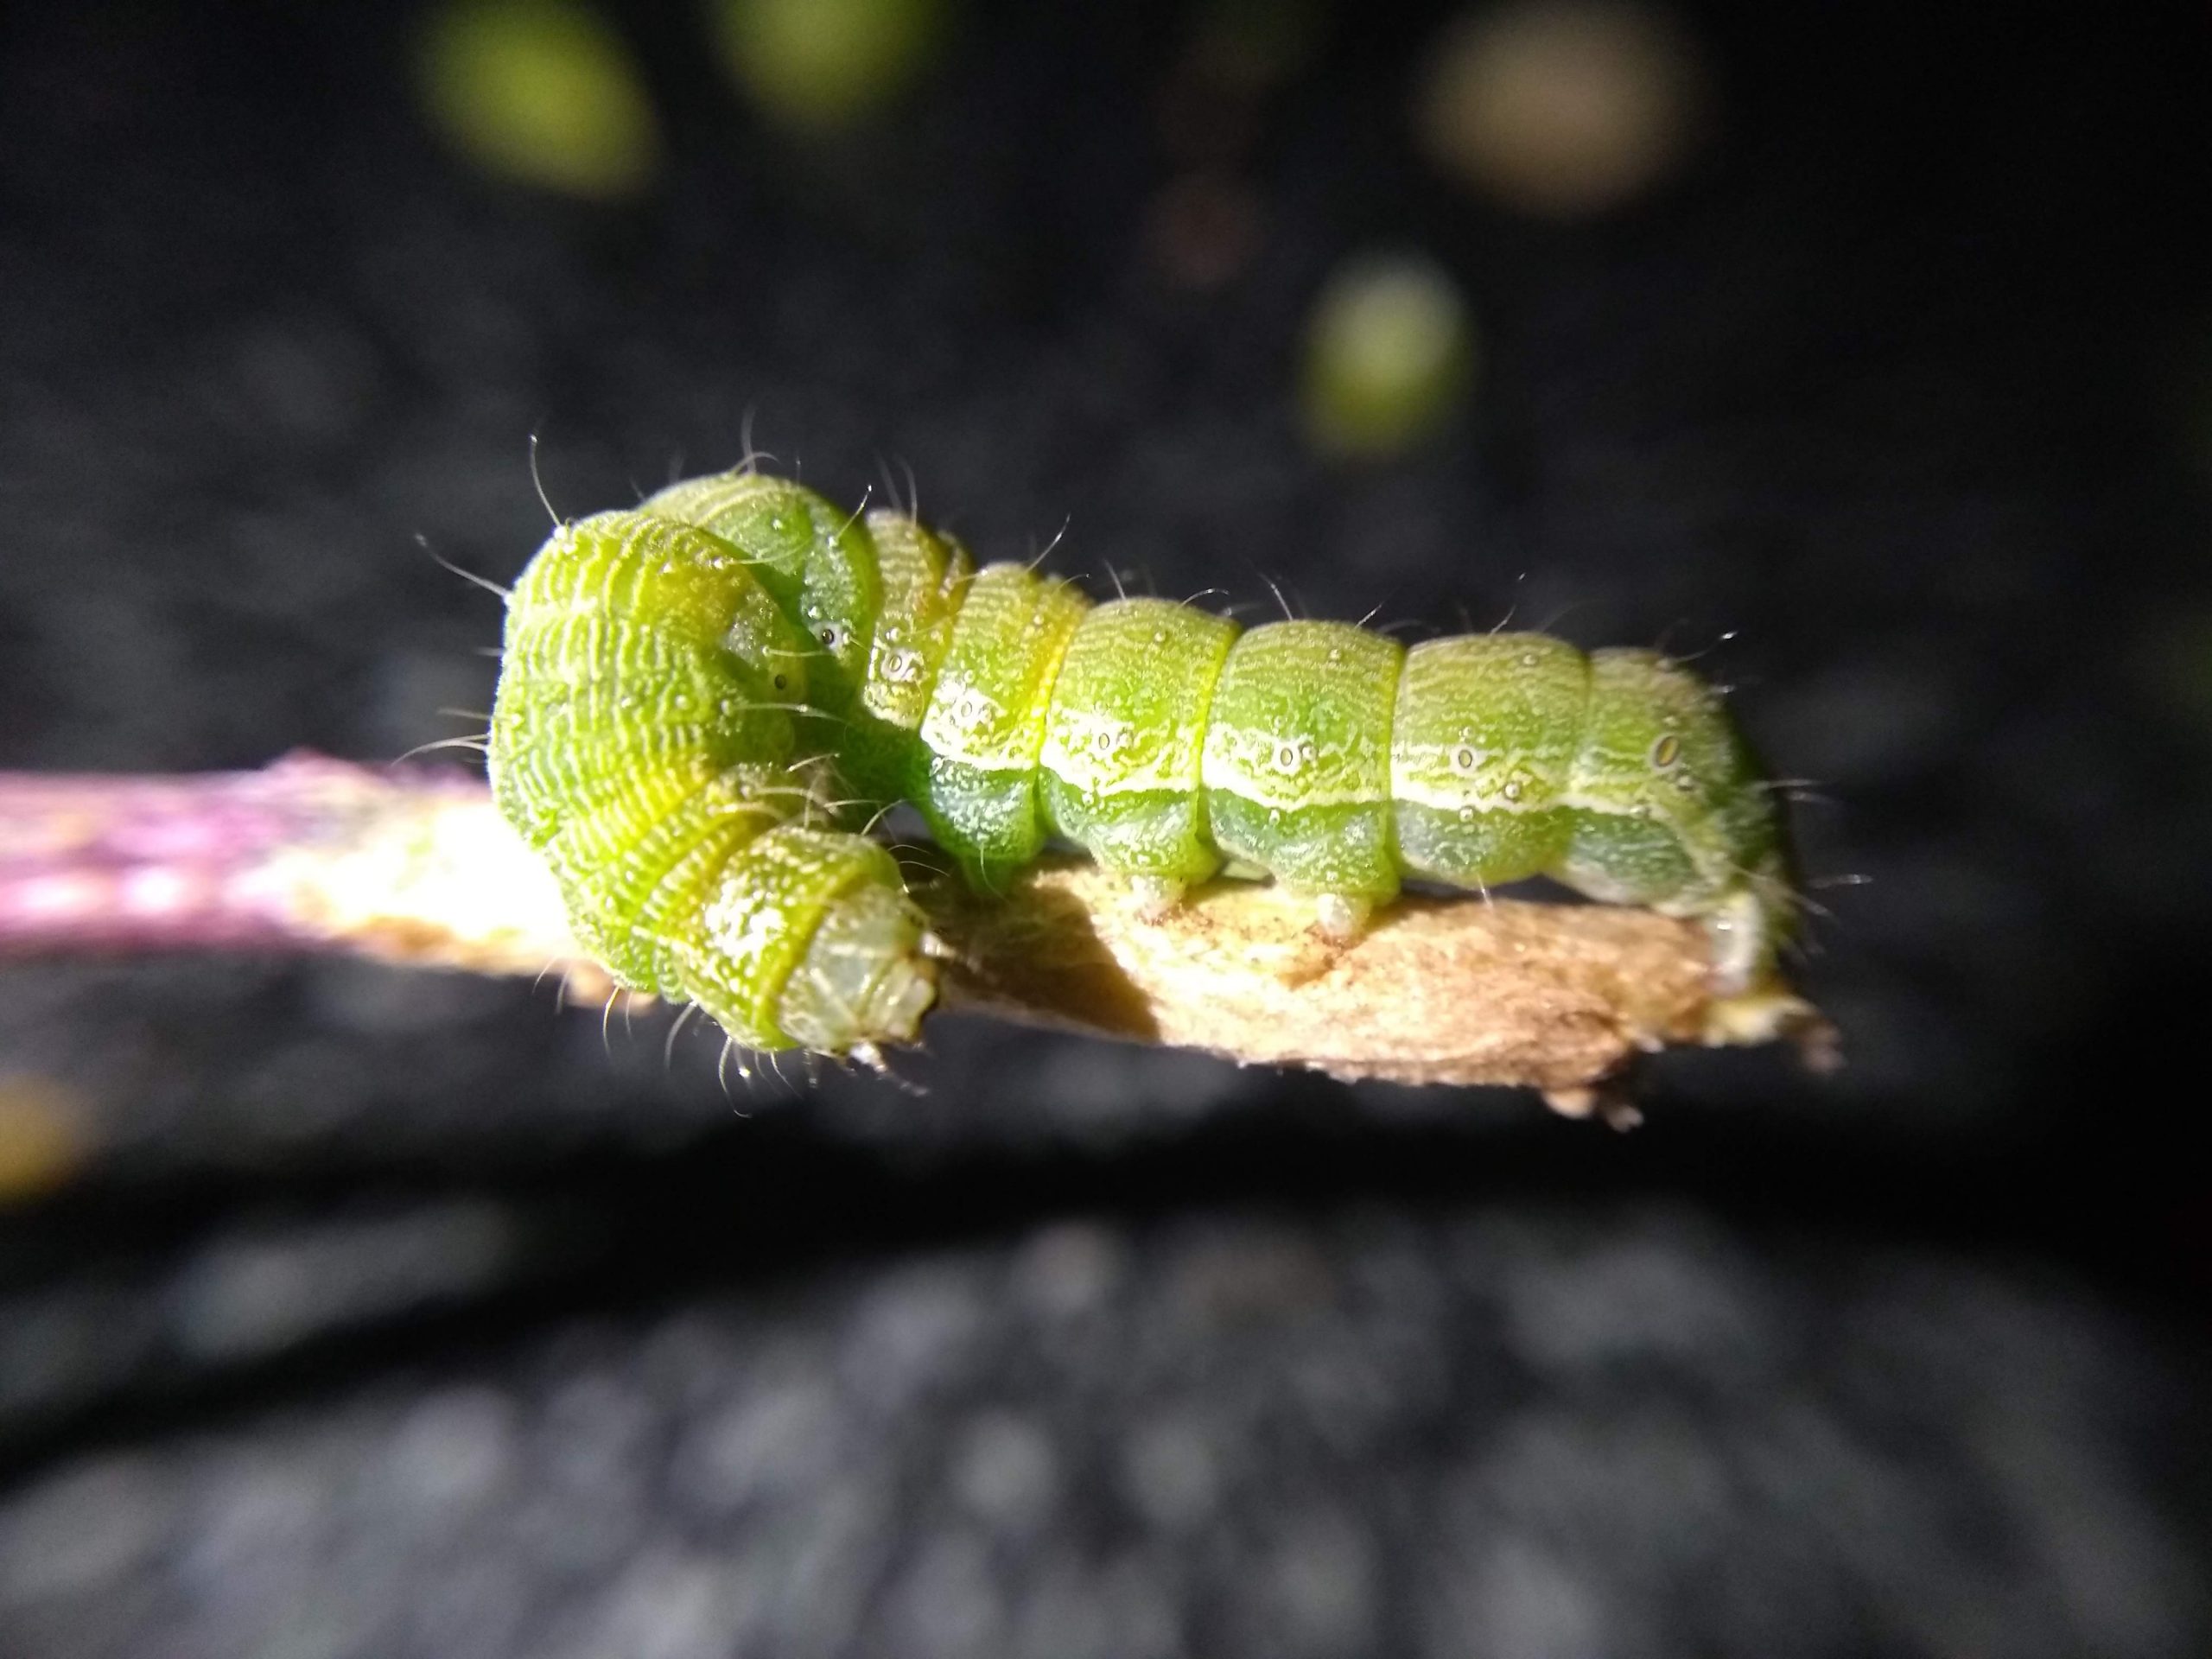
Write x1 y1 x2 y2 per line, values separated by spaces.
418 0 661 200
1300 253 1477 459
709 0 950 134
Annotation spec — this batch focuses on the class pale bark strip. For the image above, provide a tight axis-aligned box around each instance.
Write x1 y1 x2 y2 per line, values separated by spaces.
0 753 601 990
0 756 1830 1107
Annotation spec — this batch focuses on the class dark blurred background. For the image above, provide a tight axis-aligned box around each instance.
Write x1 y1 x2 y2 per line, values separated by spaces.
2 2 2209 1654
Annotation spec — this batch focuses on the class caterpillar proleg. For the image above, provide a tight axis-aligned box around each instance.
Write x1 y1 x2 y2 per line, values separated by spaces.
487 467 1794 1057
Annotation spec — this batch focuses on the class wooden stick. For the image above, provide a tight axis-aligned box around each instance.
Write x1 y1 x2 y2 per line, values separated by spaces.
0 755 1831 1112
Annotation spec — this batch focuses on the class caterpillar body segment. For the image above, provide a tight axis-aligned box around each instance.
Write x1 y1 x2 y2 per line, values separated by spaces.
838 507 976 810
916 563 1090 885
486 467 1794 1058
640 469 881 719
1202 620 1406 933
1038 596 1240 906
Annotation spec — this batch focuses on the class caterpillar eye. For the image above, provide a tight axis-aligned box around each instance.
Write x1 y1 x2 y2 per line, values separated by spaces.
819 626 842 648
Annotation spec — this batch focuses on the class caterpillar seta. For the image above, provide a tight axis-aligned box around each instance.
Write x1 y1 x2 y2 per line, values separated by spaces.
487 467 1794 1059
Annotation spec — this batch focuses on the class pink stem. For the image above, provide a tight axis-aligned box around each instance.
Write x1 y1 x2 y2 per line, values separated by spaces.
0 753 574 970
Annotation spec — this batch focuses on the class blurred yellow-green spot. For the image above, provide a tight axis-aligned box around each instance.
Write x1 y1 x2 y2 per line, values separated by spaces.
1300 253 1477 459
0 1074 88 1205
419 0 661 200
709 0 950 133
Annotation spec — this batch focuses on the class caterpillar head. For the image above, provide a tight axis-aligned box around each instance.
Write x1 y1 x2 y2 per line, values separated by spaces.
696 826 938 1053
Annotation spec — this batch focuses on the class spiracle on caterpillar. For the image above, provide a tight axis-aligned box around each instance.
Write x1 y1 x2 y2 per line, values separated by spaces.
486 465 1796 1064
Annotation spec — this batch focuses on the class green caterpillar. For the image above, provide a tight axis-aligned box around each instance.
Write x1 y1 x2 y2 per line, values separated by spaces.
487 467 1792 1058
